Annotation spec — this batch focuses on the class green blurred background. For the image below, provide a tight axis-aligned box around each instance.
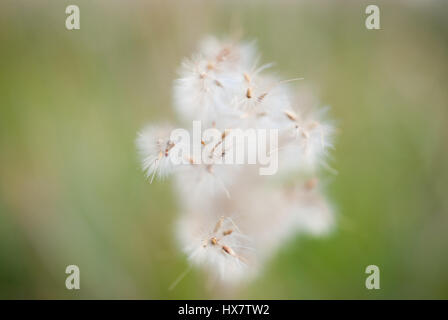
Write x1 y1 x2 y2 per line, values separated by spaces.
0 0 447 299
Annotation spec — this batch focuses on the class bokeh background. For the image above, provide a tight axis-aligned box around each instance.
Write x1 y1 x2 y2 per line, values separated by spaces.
1 0 447 299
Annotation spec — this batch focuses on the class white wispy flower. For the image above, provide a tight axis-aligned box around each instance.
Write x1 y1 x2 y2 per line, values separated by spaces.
278 106 335 173
136 124 178 183
197 36 257 73
137 35 336 289
177 214 255 285
173 37 256 124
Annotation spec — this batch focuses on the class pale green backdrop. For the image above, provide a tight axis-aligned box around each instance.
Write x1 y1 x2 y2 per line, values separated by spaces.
0 0 447 299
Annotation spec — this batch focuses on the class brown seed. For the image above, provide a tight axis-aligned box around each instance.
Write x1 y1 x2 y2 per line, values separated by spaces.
165 141 175 156
246 87 252 99
223 230 233 236
222 245 236 256
243 72 251 83
210 237 218 245
284 110 298 121
257 92 268 102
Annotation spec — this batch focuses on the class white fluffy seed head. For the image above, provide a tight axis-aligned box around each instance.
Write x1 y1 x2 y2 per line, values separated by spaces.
197 36 257 73
138 35 336 289
136 124 178 183
177 214 256 285
278 106 335 174
173 36 258 125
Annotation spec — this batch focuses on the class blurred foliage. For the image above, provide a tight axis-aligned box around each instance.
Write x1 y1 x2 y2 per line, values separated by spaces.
0 0 447 299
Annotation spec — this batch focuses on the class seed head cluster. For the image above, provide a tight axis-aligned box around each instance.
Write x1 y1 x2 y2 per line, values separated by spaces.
137 36 336 287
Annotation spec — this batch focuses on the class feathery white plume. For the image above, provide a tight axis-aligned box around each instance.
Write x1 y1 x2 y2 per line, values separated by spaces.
136 124 178 183
137 35 337 290
177 214 255 285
